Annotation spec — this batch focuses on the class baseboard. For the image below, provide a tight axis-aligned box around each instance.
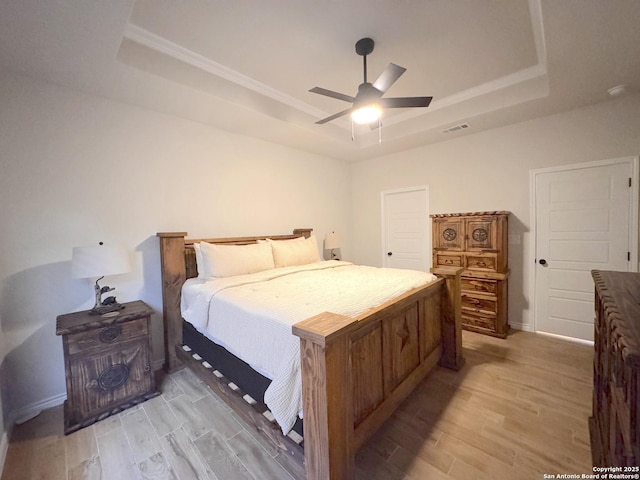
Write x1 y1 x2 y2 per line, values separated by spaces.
153 358 165 371
0 428 9 479
510 323 593 345
509 321 535 333
11 392 66 426
535 330 594 346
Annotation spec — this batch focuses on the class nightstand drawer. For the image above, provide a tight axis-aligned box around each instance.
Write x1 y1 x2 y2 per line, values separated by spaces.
66 317 148 355
461 277 497 295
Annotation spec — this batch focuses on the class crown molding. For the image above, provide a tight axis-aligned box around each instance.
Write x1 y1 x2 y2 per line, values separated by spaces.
123 23 326 120
122 0 547 136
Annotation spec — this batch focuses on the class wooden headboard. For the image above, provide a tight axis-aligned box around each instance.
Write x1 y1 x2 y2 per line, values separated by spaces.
181 228 313 280
156 228 312 371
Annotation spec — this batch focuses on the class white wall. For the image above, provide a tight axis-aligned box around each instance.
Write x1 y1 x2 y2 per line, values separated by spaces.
0 71 351 425
350 93 640 332
2 66 639 442
0 337 7 475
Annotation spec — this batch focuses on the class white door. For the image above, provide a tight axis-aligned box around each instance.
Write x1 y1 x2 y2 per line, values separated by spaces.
534 158 637 342
381 186 430 271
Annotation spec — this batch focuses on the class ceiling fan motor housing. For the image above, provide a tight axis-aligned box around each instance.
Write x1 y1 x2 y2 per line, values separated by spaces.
356 82 383 105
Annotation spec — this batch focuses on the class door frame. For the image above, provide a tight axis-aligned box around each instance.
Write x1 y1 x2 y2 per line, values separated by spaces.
380 185 430 269
528 156 639 339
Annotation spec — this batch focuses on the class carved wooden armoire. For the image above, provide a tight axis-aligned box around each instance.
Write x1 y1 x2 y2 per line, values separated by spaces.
431 211 510 338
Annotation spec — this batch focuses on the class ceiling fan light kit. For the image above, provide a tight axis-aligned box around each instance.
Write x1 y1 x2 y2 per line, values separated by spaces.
351 105 381 124
310 37 433 137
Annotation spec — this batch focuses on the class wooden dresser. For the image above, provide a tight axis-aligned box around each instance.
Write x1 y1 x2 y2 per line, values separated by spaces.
56 300 159 434
431 211 510 338
591 270 640 467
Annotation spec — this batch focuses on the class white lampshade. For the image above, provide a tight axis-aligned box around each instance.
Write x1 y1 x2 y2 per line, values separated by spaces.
324 232 342 250
71 244 131 279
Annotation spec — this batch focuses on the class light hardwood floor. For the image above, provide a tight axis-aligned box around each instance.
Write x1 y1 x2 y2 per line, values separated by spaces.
1 330 594 480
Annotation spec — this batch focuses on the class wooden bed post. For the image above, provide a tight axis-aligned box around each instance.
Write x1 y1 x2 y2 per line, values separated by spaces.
157 232 188 373
432 266 464 371
293 228 313 239
293 312 360 480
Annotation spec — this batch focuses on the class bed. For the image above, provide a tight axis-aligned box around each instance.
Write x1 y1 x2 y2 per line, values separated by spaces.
157 229 463 480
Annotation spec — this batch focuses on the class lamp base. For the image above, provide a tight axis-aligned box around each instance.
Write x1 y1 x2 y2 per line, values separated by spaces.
89 303 125 316
89 277 125 315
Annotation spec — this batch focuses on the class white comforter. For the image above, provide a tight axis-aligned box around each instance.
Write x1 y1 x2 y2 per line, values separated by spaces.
181 260 437 434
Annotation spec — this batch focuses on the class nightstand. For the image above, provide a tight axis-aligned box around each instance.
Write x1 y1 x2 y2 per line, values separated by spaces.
56 300 159 434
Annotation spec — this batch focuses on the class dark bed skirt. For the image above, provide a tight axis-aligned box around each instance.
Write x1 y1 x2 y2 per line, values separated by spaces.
182 321 304 436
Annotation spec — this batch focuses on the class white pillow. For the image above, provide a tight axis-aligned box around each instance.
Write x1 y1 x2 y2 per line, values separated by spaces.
269 235 321 268
200 241 275 278
193 243 205 279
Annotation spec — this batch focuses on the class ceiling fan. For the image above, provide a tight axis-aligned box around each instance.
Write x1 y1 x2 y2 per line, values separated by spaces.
310 37 432 125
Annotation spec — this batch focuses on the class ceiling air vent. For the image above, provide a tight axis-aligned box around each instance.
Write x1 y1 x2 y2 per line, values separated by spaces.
441 123 470 134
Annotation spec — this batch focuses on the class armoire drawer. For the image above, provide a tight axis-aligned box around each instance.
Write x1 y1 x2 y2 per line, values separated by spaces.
435 253 464 267
466 254 497 272
461 293 497 315
461 277 497 295
462 313 497 332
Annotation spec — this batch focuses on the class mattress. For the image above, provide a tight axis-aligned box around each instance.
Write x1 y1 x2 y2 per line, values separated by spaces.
180 260 437 434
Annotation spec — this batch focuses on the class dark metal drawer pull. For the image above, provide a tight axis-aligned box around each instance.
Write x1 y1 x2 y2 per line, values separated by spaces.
99 325 122 343
98 364 129 390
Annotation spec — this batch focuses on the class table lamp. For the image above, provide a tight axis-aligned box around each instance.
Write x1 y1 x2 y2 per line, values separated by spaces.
71 242 131 315
324 231 342 260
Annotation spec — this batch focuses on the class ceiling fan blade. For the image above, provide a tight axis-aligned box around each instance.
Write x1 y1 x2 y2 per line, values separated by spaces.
309 87 355 103
315 107 353 125
379 96 433 108
373 63 406 93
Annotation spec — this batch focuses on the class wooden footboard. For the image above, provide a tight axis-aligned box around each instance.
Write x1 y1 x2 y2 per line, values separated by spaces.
157 231 462 480
293 266 462 480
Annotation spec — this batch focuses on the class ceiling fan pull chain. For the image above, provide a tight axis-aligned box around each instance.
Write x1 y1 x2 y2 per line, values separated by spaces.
378 117 382 144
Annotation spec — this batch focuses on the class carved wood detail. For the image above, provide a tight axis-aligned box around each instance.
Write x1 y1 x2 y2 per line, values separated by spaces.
432 211 510 338
590 270 640 467
56 300 159 434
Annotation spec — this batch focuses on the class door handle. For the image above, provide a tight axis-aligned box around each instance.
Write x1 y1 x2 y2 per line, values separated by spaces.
539 259 547 266
387 252 393 256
